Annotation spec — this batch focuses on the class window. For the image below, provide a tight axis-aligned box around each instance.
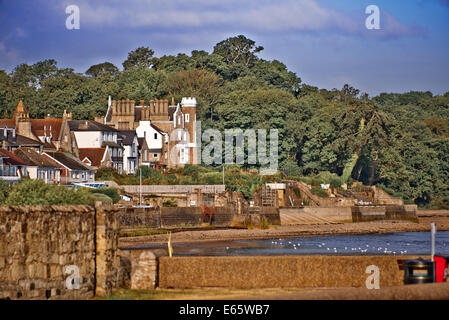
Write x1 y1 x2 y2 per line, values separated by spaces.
178 117 181 125
154 133 158 139
154 154 158 158
185 114 190 122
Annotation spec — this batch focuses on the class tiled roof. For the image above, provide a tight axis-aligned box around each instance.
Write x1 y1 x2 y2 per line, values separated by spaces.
44 151 93 171
78 148 106 167
0 130 43 147
69 120 118 132
0 119 15 127
101 141 122 148
31 119 63 138
0 148 26 165
151 123 166 134
119 130 136 145
14 148 59 168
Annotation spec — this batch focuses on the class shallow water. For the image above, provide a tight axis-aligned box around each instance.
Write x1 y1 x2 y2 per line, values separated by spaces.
129 231 449 257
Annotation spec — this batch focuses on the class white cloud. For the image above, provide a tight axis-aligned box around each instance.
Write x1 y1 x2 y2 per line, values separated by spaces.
57 0 423 39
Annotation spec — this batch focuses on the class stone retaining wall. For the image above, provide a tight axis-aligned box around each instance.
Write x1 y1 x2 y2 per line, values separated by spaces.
0 204 120 300
119 206 238 228
160 207 203 227
352 205 418 222
118 206 160 228
280 207 353 223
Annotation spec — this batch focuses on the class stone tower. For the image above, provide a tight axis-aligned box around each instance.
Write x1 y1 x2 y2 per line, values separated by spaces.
180 97 197 165
13 101 34 140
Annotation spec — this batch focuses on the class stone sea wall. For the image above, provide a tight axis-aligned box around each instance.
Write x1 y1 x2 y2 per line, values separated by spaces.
0 204 119 300
157 255 425 289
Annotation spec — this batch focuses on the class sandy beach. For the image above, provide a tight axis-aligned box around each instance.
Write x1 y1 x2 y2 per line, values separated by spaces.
119 210 449 248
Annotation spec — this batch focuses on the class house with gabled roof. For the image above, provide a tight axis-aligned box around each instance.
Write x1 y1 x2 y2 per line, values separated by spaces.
0 148 27 183
69 120 124 174
0 126 44 152
42 151 95 185
0 101 76 154
78 147 112 170
14 147 61 184
95 96 198 168
119 130 139 174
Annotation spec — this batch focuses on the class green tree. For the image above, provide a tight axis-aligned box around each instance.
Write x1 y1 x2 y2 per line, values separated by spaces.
213 35 263 67
85 62 119 78
122 46 155 70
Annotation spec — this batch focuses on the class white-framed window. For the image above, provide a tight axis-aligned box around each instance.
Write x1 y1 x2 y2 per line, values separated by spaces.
153 153 158 158
185 114 190 122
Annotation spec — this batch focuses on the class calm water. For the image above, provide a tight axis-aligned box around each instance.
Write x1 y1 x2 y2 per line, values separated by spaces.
133 231 449 257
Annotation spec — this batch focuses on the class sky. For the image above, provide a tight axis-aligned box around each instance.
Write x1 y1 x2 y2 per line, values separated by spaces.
0 0 448 96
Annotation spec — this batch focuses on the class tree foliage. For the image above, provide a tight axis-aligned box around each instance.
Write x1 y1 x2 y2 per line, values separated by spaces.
0 35 448 208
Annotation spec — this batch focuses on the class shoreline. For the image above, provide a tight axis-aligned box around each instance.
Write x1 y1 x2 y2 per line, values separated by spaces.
119 214 449 248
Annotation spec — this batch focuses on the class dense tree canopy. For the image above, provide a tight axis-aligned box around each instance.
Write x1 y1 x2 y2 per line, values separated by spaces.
0 35 448 208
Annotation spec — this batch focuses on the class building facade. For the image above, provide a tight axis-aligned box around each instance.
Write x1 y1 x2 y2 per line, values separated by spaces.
95 96 198 168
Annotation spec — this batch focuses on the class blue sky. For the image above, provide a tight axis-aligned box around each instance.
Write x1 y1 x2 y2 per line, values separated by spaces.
0 0 448 96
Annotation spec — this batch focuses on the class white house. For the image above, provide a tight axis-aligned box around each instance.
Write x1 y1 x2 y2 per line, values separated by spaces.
69 120 124 174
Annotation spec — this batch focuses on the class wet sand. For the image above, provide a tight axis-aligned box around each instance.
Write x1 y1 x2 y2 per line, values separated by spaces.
119 210 449 248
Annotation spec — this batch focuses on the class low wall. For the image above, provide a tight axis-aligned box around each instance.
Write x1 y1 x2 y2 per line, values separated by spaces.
351 205 418 222
213 207 235 226
280 207 353 223
160 207 203 227
158 255 425 289
119 206 237 228
0 204 120 300
118 206 160 228
259 207 281 225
